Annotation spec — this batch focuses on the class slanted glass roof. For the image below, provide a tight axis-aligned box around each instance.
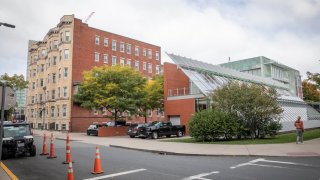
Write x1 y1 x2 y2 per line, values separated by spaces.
167 53 293 96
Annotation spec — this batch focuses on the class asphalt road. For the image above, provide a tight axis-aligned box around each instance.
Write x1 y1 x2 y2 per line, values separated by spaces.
3 136 320 180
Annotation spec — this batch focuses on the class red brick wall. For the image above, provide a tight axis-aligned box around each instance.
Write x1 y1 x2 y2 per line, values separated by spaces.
164 63 195 134
70 18 163 132
98 126 128 137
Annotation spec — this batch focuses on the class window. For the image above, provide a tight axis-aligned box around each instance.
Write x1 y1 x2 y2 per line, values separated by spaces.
60 32 63 42
126 59 131 67
39 94 43 102
57 87 60 98
95 36 100 45
112 40 117 51
102 107 107 116
143 48 147 56
112 56 117 66
53 56 57 65
120 58 125 66
51 106 55 117
103 54 108 64
51 90 55 100
47 74 50 83
62 124 66 130
53 40 58 49
52 73 56 83
59 50 62 61
57 105 60 117
148 50 152 59
64 67 68 77
64 49 69 59
40 79 44 87
49 41 52 50
95 52 99 62
156 65 160 74
33 69 36 77
127 44 131 54
65 31 70 42
93 107 98 115
34 55 38 62
148 110 152 117
148 63 153 73
135 61 139 70
156 51 159 60
41 64 44 72
120 42 124 52
62 105 67 117
41 49 46 58
135 46 139 56
63 86 67 97
104 38 108 47
143 62 147 71
31 96 35 103
32 82 35 90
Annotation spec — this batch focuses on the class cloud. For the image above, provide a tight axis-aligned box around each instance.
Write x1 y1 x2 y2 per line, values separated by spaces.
0 0 319 80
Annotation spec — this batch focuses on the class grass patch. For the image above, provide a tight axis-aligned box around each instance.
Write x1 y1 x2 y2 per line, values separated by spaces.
164 128 320 145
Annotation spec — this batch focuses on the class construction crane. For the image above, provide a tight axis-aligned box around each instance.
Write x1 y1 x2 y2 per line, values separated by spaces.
84 12 95 24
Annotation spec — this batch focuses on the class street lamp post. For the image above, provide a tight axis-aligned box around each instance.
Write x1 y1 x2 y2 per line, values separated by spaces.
0 81 7 161
42 86 46 130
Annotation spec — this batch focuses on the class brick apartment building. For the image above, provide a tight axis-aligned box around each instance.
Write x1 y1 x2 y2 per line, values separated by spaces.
26 15 163 132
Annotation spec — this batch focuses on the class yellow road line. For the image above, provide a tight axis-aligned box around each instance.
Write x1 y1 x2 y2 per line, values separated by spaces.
0 162 19 180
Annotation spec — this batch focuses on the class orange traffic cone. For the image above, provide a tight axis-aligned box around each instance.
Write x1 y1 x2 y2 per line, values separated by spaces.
91 146 104 174
67 162 74 180
40 132 49 155
63 133 74 164
47 132 57 159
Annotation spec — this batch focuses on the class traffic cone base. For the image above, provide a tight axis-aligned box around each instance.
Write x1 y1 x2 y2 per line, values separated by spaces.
91 171 104 175
40 152 49 155
63 161 74 164
47 156 57 159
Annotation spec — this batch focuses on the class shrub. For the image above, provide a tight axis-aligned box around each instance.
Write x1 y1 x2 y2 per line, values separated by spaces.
189 109 239 141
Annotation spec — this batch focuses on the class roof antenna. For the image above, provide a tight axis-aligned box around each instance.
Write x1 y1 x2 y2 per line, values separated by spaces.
84 12 95 24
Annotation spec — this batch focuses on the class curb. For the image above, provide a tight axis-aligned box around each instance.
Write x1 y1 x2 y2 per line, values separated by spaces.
109 145 320 157
0 162 19 180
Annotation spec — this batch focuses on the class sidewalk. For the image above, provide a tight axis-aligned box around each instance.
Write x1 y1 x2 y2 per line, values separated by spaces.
33 129 320 157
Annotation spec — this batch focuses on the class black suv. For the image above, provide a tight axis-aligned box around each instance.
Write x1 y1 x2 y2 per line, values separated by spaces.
2 122 36 160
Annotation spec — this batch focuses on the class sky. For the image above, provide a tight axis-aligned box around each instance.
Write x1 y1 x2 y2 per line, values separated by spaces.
0 0 319 79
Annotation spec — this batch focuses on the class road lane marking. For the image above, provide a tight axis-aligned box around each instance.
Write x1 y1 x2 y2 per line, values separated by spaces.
182 171 220 180
83 168 146 180
0 162 19 180
230 158 318 169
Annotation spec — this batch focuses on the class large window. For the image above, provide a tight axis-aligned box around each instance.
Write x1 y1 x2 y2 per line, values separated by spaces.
156 65 160 74
95 36 100 45
127 44 131 54
65 31 70 42
120 58 125 66
112 56 117 66
135 61 139 70
64 67 68 77
127 59 131 67
64 49 69 59
53 40 58 49
112 40 117 51
135 46 139 56
148 63 152 73
143 62 147 71
103 54 108 64
156 51 159 60
52 73 56 83
63 86 67 97
148 50 152 59
95 52 99 62
104 38 108 47
51 106 55 117
143 48 146 56
62 105 67 117
120 42 125 52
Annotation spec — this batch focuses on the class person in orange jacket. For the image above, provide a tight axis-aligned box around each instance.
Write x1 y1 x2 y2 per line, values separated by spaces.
294 116 304 144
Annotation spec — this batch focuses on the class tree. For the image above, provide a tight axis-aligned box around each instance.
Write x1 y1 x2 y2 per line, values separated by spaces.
73 65 147 123
137 75 164 123
210 82 283 139
302 80 320 102
0 73 28 90
307 72 320 88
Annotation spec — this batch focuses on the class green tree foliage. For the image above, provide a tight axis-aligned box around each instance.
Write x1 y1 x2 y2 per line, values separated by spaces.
0 73 28 90
189 109 239 141
307 71 320 88
73 65 147 122
302 80 320 102
138 75 164 123
210 82 283 139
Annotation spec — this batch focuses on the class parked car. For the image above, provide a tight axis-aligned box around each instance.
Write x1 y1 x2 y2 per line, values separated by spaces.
127 124 145 138
143 121 185 139
87 124 106 136
2 122 36 160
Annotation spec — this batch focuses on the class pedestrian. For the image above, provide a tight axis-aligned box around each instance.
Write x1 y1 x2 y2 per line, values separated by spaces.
294 116 304 144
